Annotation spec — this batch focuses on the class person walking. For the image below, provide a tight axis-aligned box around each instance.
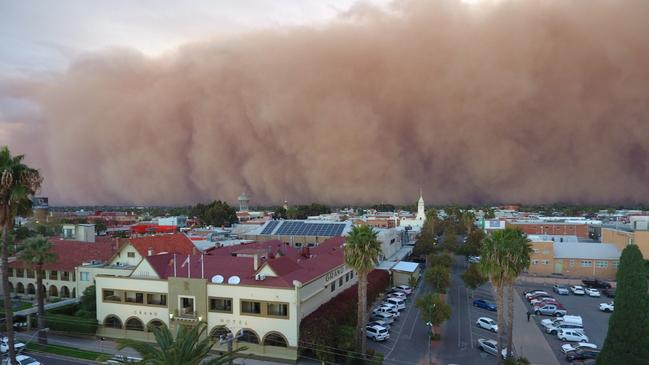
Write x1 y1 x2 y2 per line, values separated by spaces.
526 311 531 322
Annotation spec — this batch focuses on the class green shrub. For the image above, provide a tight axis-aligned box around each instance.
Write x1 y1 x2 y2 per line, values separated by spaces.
33 313 98 335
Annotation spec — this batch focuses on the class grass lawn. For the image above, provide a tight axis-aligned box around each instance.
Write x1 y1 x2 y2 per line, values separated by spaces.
0 300 33 313
26 342 107 361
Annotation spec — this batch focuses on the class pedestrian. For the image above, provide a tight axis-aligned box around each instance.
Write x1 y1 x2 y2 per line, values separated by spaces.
526 311 531 322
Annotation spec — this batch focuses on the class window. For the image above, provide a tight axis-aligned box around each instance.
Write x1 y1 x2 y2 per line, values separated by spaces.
103 289 123 302
79 272 90 281
339 277 343 287
331 281 336 292
267 302 289 318
61 272 70 281
569 260 575 267
16 269 24 278
146 293 167 306
26 269 34 278
613 261 620 269
125 291 144 304
345 272 349 282
532 248 540 254
350 271 354 280
596 261 608 268
179 296 195 315
541 260 550 265
581 260 592 268
532 260 539 265
127 252 135 258
50 271 57 280
209 297 233 313
241 300 261 315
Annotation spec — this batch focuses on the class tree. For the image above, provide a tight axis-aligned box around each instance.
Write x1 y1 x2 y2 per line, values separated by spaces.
504 231 531 358
597 245 649 365
272 206 287 219
442 231 458 252
0 146 42 365
117 322 245 365
415 293 451 336
425 265 451 293
461 263 487 297
461 210 476 235
79 285 97 313
427 253 453 269
344 225 382 361
459 230 486 257
190 201 237 227
483 207 496 219
92 219 107 234
18 235 56 344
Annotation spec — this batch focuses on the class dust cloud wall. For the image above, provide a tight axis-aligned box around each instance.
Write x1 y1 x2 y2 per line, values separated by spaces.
3 0 649 206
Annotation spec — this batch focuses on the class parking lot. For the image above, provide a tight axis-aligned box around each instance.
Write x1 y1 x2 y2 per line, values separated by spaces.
468 286 502 352
516 283 612 363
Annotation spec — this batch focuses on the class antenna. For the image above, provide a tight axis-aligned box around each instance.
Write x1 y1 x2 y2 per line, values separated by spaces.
227 276 241 285
211 275 224 284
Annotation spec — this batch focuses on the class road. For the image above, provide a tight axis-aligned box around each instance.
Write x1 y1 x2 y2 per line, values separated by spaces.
30 352 94 364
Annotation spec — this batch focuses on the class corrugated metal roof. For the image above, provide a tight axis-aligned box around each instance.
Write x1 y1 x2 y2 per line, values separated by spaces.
552 242 621 260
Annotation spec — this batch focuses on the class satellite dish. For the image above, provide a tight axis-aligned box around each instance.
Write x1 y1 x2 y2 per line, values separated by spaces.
211 275 224 284
227 276 241 285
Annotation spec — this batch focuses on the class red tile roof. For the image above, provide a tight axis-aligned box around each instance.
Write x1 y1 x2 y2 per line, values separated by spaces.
127 233 196 256
10 236 120 272
146 237 346 288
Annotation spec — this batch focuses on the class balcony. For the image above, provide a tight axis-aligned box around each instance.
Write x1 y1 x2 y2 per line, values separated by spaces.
171 308 200 322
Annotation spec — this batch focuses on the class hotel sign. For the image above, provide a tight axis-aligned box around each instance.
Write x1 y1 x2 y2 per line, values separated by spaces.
325 266 345 282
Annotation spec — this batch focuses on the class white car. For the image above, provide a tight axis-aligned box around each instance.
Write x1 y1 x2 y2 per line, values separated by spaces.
394 285 413 295
570 285 586 295
373 305 400 318
1 355 41 365
558 329 589 342
368 320 391 330
561 342 598 354
365 325 390 341
477 339 509 359
585 288 601 297
599 302 614 312
476 317 498 332
468 256 480 264
387 291 407 301
0 337 26 353
370 311 395 324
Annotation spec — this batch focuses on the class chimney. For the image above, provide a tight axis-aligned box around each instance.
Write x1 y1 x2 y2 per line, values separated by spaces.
147 247 153 256
253 254 259 271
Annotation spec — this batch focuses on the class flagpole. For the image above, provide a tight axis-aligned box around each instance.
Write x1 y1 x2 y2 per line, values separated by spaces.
188 255 191 278
174 253 177 277
201 254 205 279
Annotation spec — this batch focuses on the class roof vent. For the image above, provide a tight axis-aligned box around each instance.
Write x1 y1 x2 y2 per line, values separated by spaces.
227 276 241 285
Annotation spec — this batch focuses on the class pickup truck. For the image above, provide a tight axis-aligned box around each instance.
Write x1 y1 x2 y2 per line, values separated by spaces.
581 279 612 289
534 303 567 317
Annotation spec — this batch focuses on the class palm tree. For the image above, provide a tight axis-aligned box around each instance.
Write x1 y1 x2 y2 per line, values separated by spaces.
504 230 532 359
0 146 42 365
461 210 475 235
117 322 245 365
344 225 382 361
19 235 56 345
480 229 517 365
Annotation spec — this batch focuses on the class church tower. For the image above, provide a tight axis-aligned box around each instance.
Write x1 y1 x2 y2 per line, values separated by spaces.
416 188 426 222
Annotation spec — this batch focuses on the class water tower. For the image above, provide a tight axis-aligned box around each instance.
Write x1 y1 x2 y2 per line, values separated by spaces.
238 192 250 212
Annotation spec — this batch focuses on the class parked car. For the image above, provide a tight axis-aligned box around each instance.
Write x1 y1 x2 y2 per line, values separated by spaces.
477 338 508 359
570 285 586 295
530 297 558 306
394 285 413 295
582 279 612 289
584 288 601 297
0 337 25 354
384 297 406 311
553 284 570 295
527 293 552 302
599 302 614 312
476 317 498 332
366 325 390 341
370 311 395 324
472 299 497 311
566 349 600 362
468 256 480 264
387 291 408 301
534 303 567 317
546 322 585 335
368 320 391 330
104 355 143 364
561 342 598 354
603 288 616 298
374 304 400 318
525 290 548 299
558 329 589 342
571 359 597 365
1 355 40 365
543 315 583 335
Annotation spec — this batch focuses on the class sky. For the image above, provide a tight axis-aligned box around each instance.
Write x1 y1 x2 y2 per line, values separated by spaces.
2 0 649 206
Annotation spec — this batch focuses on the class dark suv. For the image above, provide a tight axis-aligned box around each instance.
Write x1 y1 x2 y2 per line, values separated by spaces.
581 279 612 289
566 349 600 361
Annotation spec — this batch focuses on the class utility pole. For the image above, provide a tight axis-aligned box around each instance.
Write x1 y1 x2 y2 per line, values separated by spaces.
219 329 244 365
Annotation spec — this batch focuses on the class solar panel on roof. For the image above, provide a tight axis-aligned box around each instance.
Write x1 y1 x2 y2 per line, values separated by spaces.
261 220 280 234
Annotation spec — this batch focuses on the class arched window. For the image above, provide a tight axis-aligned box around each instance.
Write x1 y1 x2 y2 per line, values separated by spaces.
238 329 259 344
210 326 231 341
125 317 145 331
16 283 24 294
104 315 122 329
27 283 35 295
8 282 13 293
60 286 70 298
146 319 165 332
263 332 288 347
48 285 58 297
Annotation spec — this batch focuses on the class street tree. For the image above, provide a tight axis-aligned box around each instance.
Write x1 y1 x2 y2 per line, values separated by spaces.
415 293 451 336
597 244 649 365
344 225 382 361
425 265 451 293
461 263 487 297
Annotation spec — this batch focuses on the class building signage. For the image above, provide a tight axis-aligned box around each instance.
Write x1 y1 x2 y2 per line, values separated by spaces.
325 266 345 282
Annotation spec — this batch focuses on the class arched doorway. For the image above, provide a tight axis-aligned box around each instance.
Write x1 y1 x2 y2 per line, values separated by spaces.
104 315 122 329
146 319 165 332
48 285 58 297
210 326 232 341
16 283 24 294
60 286 70 298
27 283 35 295
72 288 76 298
125 317 144 331
238 329 260 344
263 332 288 347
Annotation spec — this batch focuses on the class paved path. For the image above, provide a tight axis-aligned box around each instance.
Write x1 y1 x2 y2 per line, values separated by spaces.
510 288 559 365
14 298 79 316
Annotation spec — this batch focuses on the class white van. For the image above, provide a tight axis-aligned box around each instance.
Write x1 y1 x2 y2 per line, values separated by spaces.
384 297 406 311
541 315 582 329
543 315 584 335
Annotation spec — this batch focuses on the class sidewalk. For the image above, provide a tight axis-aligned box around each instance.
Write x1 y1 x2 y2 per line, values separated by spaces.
509 288 559 365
